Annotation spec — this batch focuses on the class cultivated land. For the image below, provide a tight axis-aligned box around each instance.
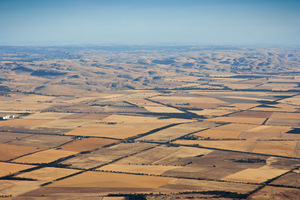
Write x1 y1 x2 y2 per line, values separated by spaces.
15 167 80 182
59 138 119 152
13 149 76 164
137 121 217 142
0 162 35 177
0 45 299 199
0 144 42 161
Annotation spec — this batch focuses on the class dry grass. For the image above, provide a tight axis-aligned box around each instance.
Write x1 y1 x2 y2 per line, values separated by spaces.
223 96 271 101
34 119 92 129
18 95 56 102
223 83 258 90
270 112 300 119
151 96 196 105
189 109 233 116
47 171 175 188
23 112 72 120
143 106 184 113
174 140 254 152
228 111 272 118
163 178 259 194
189 103 221 109
0 132 32 144
248 186 300 200
0 102 52 111
271 172 300 187
0 119 50 126
65 125 140 138
222 166 288 183
293 169 300 174
257 83 298 91
63 97 100 104
150 96 229 109
189 97 228 104
61 113 110 120
100 94 126 99
0 144 41 161
16 167 79 181
0 180 42 197
239 78 267 84
266 118 300 127
101 114 189 124
246 125 274 132
59 138 119 152
65 115 191 139
116 145 213 166
98 164 179 175
137 121 216 142
219 103 260 110
175 140 300 157
61 143 156 169
252 103 299 112
279 95 300 106
13 149 76 164
194 123 257 139
253 141 299 157
8 134 73 148
123 91 159 99
126 99 162 107
205 116 266 124
0 162 35 177
239 126 295 140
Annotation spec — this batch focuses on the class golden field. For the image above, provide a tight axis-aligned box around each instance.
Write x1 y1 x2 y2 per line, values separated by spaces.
13 149 76 164
0 144 41 161
64 115 191 139
16 167 79 182
0 162 35 177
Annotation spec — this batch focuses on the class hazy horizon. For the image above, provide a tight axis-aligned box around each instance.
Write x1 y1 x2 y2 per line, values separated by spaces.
0 0 299 46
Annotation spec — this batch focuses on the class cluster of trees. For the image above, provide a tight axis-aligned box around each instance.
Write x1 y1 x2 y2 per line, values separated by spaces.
232 158 266 163
108 193 147 200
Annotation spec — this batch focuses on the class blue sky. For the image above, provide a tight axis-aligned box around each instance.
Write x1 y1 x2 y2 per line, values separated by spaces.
0 0 299 46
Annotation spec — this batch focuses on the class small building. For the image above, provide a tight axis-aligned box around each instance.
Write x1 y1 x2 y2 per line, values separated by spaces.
1 115 16 120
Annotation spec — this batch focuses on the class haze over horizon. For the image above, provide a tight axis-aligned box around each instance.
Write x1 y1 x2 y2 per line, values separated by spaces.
0 0 299 46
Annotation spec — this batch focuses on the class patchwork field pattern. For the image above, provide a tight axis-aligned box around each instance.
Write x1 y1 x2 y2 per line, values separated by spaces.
1 46 300 199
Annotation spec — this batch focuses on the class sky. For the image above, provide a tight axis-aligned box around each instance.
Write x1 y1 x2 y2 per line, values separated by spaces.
0 0 299 46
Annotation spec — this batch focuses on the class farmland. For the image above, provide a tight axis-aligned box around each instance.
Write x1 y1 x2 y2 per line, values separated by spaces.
221 166 288 183
15 167 80 182
60 143 157 169
59 138 119 152
0 144 41 161
13 149 76 164
64 115 190 139
0 162 35 177
0 45 299 199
